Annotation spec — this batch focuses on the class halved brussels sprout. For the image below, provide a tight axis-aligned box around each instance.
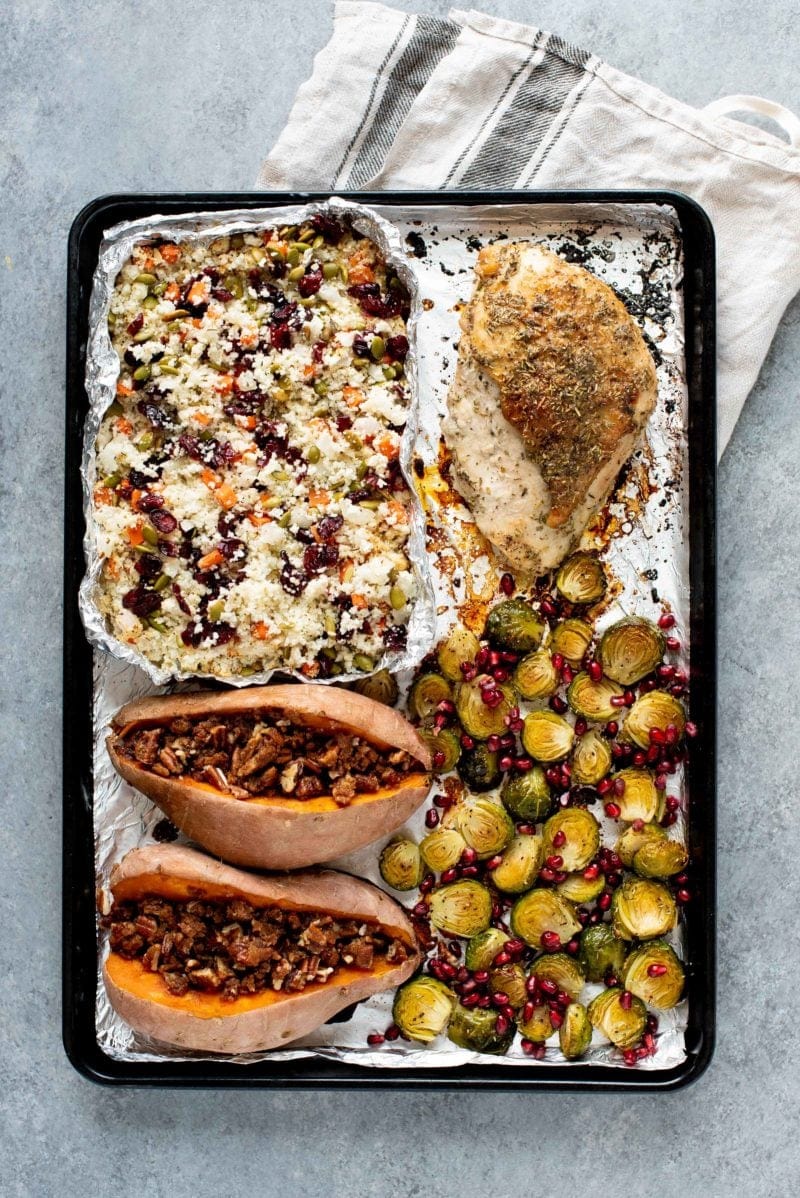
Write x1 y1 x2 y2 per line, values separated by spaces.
522 711 575 762
514 649 558 700
511 889 581 948
464 928 509 971
378 837 423 891
633 838 689 878
392 976 456 1043
437 624 481 682
491 834 544 894
623 691 686 749
408 672 452 721
485 599 545 651
622 940 685 1009
501 768 552 822
421 727 461 773
550 619 594 668
530 952 586 1001
612 768 662 822
457 744 501 792
567 672 625 722
556 553 607 605
429 880 493 937
447 1003 515 1054
598 618 665 685
559 1002 592 1060
456 796 514 857
518 1003 556 1043
542 808 600 872
579 924 629 983
420 826 467 873
611 876 677 941
455 675 517 740
571 730 613 786
489 962 528 1009
352 668 398 706
556 872 605 903
587 987 647 1048
615 821 666 867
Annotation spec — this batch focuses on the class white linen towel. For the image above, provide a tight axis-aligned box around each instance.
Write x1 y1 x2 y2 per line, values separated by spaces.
258 2 800 454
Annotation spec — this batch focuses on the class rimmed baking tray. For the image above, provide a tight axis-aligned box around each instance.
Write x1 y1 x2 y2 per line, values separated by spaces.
64 190 716 1089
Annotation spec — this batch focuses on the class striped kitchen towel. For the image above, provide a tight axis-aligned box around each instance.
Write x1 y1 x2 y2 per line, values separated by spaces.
258 2 800 454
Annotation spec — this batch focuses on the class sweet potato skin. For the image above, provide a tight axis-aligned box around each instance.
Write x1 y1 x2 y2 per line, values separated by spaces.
102 845 420 1054
107 685 432 869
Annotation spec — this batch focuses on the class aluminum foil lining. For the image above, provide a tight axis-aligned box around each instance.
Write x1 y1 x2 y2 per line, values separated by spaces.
79 198 437 687
94 200 690 1072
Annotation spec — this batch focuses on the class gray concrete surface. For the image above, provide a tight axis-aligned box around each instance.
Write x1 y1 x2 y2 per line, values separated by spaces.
2 1 799 1195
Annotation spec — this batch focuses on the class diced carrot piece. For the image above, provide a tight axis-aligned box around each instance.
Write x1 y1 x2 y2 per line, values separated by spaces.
197 548 224 571
214 374 235 395
343 385 364 408
165 281 180 301
192 317 203 328
142 254 156 271
105 555 120 578
338 557 354 583
377 434 400 459
308 489 330 507
351 593 368 609
247 512 272 527
348 247 376 285
215 483 238 510
126 524 144 546
239 331 258 348
160 244 181 263
116 417 133 435
302 363 318 380
116 381 134 398
193 411 212 427
187 280 210 307
201 468 218 488
388 498 409 524
93 487 116 506
252 621 269 640
130 488 144 511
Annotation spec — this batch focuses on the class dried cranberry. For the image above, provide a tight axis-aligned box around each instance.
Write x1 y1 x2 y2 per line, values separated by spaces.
335 414 353 433
270 323 293 351
220 538 247 562
172 583 191 615
316 514 344 541
137 399 173 429
279 553 307 596
311 213 344 243
149 509 178 534
137 492 164 512
386 334 409 361
134 554 161 581
312 341 325 364
123 348 138 368
159 539 179 557
348 283 408 320
177 433 201 460
383 624 407 652
303 542 339 575
352 335 370 359
128 468 157 489
298 268 323 298
211 287 233 303
122 587 161 618
126 313 144 336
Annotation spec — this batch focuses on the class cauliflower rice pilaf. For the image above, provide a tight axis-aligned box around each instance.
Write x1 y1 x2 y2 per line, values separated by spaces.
92 214 418 679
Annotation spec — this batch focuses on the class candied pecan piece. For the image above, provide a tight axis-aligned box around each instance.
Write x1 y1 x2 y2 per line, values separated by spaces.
132 728 162 765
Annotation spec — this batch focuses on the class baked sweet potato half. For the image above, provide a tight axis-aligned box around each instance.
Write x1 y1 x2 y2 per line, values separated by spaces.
107 684 431 869
101 844 421 1053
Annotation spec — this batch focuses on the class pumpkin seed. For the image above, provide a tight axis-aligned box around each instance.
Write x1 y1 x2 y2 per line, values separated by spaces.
278 512 292 528
208 599 225 621
133 364 151 382
322 262 339 279
353 654 375 672
370 336 386 361
306 445 321 464
288 266 305 282
383 365 397 380
101 471 121 488
133 329 152 344
153 573 170 593
390 585 407 610
135 272 157 286
161 308 189 320
142 525 159 546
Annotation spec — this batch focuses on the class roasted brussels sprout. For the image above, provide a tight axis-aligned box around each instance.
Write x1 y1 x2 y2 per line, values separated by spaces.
587 987 647 1048
501 768 552 822
514 649 558 700
447 1003 515 1054
352 668 399 706
542 808 600 872
378 837 423 891
567 672 625 722
421 727 461 773
633 838 689 878
623 691 686 749
571 729 613 786
455 674 517 740
420 826 468 873
510 889 581 948
485 599 545 651
556 553 607 605
529 952 586 1000
456 796 514 857
491 834 544 894
598 618 665 685
457 743 501 792
522 711 575 762
518 1003 557 1043
612 768 662 822
550 619 594 668
408 672 452 721
437 624 481 682
392 976 456 1043
556 871 605 903
464 928 509 971
578 924 628 983
615 821 666 867
429 880 493 937
622 940 685 1009
611 876 677 941
489 962 528 1009
559 1002 592 1060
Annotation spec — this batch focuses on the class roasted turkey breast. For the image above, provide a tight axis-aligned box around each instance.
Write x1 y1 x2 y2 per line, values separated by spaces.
443 243 657 576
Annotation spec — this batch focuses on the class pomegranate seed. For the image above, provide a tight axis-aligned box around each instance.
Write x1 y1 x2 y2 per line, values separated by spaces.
610 694 626 708
484 855 502 871
649 727 666 745
493 667 510 683
461 993 480 1008
643 1032 655 1052
432 750 446 769
460 864 479 878
654 774 667 790
491 991 510 1007
460 663 477 681
632 819 644 832
605 872 621 888
611 743 625 760
500 651 519 665
437 961 457 980
492 949 511 966
604 721 619 737
597 892 612 911
440 867 458 884
539 867 556 883
647 963 668 977
613 776 626 796
550 695 568 714
565 938 580 956
620 991 633 1010
685 721 698 738
675 873 689 885
476 647 490 668
657 664 675 680
676 888 691 904
412 901 428 918
574 718 588 737
486 734 501 752
540 597 557 618
604 802 621 819
538 979 558 997
477 994 491 1008
666 636 681 651
665 723 679 745
632 750 647 766
658 612 676 629
552 871 568 884
419 874 435 894
473 969 490 983
436 699 455 716
622 1049 637 1066
606 974 619 989
506 938 525 956
636 1045 649 1060
500 572 515 596
583 864 600 880
516 822 536 835
666 795 681 812
589 911 601 924
495 1014 510 1036
433 793 452 808
514 757 533 772
461 847 477 866
459 735 476 756
669 684 686 697
425 809 439 829
607 851 622 869
433 714 448 733
385 1024 400 1041
487 650 501 668
525 975 539 996
544 855 563 871
498 754 513 771
561 664 574 685
367 1033 385 1046
561 762 572 779
597 778 613 796
646 1014 659 1033
588 660 603 682
640 678 658 694
485 691 504 709
552 830 567 848
661 812 678 827
646 744 661 763
522 1000 536 1023
577 909 590 925
540 931 561 950
556 990 572 1008
549 1010 564 1029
